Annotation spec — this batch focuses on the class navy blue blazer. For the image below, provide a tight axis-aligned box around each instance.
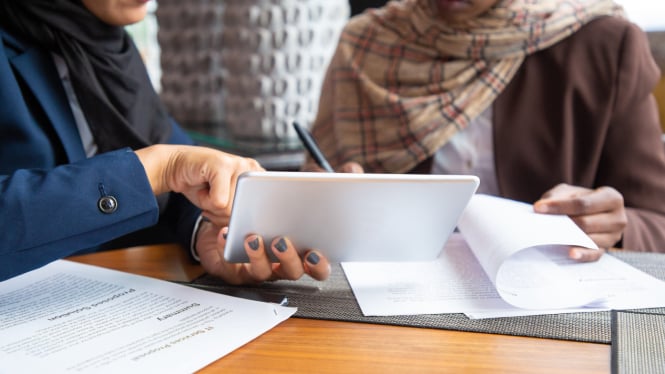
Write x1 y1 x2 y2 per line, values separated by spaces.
0 27 200 281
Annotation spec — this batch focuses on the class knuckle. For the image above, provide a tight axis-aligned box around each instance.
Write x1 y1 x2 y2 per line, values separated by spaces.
553 182 569 190
600 186 624 203
612 216 628 231
571 197 591 212
241 157 262 172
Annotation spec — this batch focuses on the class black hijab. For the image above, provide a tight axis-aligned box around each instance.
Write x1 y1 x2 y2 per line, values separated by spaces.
0 0 171 153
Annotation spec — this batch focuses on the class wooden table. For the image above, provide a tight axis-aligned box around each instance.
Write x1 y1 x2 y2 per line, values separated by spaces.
67 245 610 373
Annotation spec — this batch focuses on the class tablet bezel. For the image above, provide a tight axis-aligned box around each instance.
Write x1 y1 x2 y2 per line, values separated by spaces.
223 171 479 263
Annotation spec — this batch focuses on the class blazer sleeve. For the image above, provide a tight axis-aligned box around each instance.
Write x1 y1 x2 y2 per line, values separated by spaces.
0 30 204 280
0 149 160 280
602 22 665 252
94 119 203 258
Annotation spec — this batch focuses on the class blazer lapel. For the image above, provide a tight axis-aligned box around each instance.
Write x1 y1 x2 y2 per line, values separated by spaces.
7 37 86 162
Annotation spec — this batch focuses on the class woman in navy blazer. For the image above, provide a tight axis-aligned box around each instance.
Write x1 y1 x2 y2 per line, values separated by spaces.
0 0 330 282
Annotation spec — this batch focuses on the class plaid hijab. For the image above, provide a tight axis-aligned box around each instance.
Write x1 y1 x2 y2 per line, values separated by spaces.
310 0 624 173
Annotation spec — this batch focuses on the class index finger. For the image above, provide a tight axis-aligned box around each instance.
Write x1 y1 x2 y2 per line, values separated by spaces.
270 237 306 280
206 156 263 223
199 165 233 217
302 250 331 281
535 190 609 216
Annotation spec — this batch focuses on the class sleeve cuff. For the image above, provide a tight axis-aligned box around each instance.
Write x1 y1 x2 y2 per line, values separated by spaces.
189 214 210 262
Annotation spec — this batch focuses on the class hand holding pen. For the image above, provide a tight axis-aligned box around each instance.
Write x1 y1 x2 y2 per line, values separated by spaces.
293 122 365 173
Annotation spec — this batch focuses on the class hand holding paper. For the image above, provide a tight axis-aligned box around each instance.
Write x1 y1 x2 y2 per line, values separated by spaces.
533 183 627 261
342 195 665 318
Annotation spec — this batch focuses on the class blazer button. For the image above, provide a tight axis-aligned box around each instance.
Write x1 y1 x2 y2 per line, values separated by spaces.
98 196 118 214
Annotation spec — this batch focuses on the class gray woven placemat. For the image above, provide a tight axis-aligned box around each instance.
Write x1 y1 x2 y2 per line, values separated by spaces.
189 251 665 344
612 310 665 373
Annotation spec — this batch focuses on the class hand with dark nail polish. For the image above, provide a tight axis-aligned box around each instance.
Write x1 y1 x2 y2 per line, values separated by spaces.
306 252 320 265
248 237 260 250
274 238 288 252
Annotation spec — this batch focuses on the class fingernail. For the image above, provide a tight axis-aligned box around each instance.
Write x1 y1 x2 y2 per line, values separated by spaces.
248 236 259 250
570 250 582 259
222 231 228 239
274 238 288 252
306 252 320 265
534 202 548 213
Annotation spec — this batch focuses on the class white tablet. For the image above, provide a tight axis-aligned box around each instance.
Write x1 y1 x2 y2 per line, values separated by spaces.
223 171 479 263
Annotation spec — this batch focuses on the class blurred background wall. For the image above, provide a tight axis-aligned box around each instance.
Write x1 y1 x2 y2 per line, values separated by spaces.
127 0 665 158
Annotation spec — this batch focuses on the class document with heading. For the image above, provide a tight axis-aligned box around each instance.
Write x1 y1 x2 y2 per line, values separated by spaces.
0 260 296 373
342 194 665 318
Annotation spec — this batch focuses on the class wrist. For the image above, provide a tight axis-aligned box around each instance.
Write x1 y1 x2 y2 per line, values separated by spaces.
135 144 172 196
190 214 211 261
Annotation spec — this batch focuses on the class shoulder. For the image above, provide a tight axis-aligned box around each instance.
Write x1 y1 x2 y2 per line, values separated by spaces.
575 16 650 50
575 15 639 38
546 16 651 64
527 16 658 88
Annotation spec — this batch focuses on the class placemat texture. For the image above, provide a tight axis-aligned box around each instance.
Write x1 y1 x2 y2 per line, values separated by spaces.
611 310 665 373
189 251 665 344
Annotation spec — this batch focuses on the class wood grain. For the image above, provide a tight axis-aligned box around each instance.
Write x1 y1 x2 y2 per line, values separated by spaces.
67 243 205 281
206 318 609 373
66 245 610 373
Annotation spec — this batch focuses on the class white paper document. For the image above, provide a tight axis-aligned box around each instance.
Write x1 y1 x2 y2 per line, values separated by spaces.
0 260 296 373
342 194 665 318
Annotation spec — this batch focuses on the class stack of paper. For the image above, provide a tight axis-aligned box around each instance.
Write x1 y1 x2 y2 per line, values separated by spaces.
342 194 665 319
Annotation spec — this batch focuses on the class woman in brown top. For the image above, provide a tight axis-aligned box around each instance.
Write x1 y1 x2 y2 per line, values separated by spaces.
305 0 665 260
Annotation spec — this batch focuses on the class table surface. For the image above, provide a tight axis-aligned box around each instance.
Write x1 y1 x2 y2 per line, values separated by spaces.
67 244 610 373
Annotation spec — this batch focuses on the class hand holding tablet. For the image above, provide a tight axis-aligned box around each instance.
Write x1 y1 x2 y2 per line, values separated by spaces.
223 171 479 263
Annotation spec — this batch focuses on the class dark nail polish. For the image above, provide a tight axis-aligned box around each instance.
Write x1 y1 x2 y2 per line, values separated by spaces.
248 237 259 250
306 252 320 265
274 238 288 252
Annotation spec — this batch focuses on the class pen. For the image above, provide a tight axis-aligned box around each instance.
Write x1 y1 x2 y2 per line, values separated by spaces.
293 122 334 172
